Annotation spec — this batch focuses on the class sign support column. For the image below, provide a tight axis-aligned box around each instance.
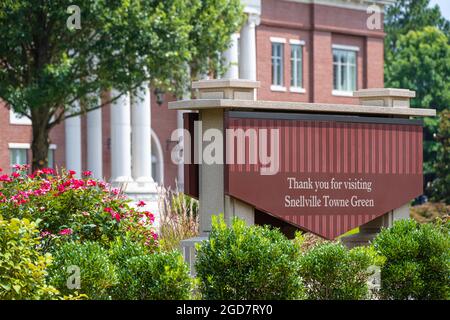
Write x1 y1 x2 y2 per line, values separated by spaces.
341 88 416 247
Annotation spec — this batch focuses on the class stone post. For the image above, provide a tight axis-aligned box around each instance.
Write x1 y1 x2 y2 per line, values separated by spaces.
341 88 416 248
192 79 260 234
180 79 259 275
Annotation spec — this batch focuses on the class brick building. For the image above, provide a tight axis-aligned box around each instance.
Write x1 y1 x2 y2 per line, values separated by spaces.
0 0 392 193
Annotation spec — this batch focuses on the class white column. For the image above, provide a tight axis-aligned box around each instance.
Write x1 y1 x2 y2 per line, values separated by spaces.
223 33 239 79
239 13 260 81
131 82 156 190
65 101 82 176
110 89 132 183
86 101 103 179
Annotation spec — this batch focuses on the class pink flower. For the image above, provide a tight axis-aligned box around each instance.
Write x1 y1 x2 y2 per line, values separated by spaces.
40 231 52 237
82 171 92 177
136 200 146 207
113 213 121 222
68 170 76 176
0 174 12 183
59 228 73 236
70 179 85 190
40 180 51 192
87 179 97 187
42 168 55 175
143 211 155 223
111 188 120 195
11 172 20 178
104 207 114 214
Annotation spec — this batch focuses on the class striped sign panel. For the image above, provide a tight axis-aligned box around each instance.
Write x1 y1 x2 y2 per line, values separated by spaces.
226 112 423 239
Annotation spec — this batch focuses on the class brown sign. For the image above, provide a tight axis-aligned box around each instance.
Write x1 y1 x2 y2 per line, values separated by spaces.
225 111 423 239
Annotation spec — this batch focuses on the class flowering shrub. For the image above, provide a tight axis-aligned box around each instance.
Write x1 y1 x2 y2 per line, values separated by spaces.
0 165 157 250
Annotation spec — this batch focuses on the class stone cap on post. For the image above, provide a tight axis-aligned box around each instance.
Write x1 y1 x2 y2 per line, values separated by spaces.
192 79 260 100
354 88 416 108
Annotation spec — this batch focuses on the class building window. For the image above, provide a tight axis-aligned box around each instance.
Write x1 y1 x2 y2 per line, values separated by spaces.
47 149 55 169
9 148 28 168
333 48 357 95
271 42 284 87
290 44 303 90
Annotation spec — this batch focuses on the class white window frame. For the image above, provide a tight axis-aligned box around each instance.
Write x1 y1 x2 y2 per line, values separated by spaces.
332 45 358 96
9 145 29 169
8 143 57 168
271 38 285 91
289 39 305 93
9 109 31 125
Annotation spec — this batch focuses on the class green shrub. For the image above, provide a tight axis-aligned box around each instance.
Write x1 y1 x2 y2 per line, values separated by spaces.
298 240 374 300
195 215 305 300
0 216 59 299
373 219 450 300
109 237 191 300
48 241 117 300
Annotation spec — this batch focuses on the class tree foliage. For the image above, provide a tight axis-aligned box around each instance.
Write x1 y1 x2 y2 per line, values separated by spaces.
384 1 450 199
384 0 450 54
0 0 244 169
430 110 450 203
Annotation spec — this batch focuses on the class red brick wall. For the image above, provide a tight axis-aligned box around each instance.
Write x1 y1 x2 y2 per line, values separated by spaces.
151 93 179 189
0 102 66 174
257 0 385 104
0 103 32 172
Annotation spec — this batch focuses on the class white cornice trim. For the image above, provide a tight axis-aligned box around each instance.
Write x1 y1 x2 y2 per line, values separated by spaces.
8 143 57 150
8 143 30 149
242 0 261 15
290 39 306 45
332 44 360 52
270 37 287 43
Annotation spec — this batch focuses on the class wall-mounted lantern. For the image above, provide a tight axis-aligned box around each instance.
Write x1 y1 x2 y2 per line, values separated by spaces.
154 88 165 106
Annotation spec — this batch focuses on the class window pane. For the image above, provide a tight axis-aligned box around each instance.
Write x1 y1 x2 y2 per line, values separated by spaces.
271 43 284 86
291 45 302 88
350 65 357 91
10 149 27 169
48 150 54 169
333 63 338 90
333 49 357 92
